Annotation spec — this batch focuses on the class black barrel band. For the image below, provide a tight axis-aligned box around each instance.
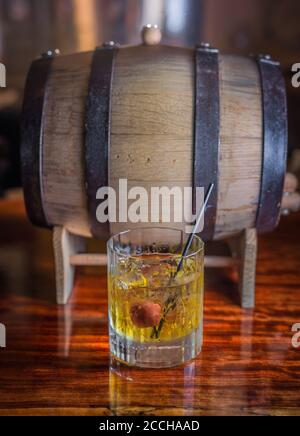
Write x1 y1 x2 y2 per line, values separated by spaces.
256 56 288 233
21 57 53 228
194 45 220 241
85 46 117 239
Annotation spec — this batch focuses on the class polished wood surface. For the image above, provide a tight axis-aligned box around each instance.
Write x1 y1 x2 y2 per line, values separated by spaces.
0 196 300 416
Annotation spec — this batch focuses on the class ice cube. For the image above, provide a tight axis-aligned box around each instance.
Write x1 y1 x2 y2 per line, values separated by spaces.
114 270 147 292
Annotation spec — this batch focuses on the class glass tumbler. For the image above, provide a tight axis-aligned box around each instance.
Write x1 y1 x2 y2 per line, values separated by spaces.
107 228 204 368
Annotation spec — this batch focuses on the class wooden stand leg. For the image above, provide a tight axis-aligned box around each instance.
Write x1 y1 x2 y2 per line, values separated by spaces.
53 227 86 304
228 229 257 309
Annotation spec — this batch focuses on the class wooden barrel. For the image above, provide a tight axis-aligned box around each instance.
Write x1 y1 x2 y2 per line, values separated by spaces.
21 28 288 242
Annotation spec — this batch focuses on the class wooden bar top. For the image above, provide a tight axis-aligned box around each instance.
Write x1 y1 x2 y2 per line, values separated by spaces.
0 196 300 416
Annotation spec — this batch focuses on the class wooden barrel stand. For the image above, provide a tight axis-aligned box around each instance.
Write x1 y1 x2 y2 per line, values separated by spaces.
52 225 258 307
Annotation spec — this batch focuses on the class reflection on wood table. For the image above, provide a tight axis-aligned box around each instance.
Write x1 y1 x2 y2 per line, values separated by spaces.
0 197 299 416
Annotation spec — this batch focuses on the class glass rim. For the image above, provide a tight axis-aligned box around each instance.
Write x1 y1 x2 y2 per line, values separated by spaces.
107 227 204 260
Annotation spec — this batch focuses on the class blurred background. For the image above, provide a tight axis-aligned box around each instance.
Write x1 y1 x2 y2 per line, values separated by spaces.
0 0 299 298
0 0 300 195
0 0 300 196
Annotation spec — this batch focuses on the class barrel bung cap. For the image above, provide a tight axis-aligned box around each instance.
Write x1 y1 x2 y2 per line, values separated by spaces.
142 25 162 46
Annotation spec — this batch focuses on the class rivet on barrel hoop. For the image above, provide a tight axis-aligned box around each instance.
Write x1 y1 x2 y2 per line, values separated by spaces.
102 41 118 48
41 49 60 58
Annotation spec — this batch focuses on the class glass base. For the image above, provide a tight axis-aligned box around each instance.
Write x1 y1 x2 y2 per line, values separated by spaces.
109 325 203 368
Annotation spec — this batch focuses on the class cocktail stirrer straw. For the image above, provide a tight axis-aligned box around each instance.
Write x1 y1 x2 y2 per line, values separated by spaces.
152 183 215 340
175 183 214 276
